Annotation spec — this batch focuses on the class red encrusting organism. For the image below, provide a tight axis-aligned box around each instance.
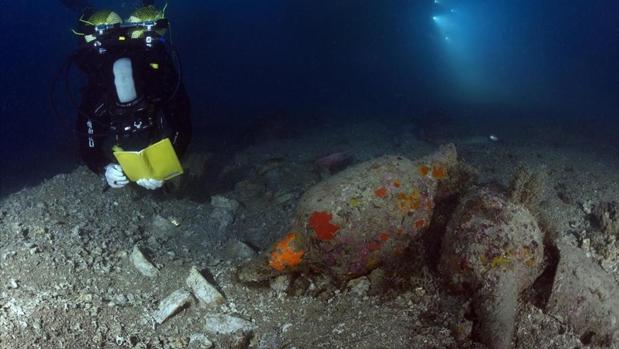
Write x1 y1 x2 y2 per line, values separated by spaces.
368 241 381 251
414 219 427 230
431 164 447 180
309 211 340 241
374 186 388 198
378 232 390 241
418 164 430 176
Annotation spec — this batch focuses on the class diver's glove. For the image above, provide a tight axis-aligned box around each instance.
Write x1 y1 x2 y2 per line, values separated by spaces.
137 178 164 190
105 163 129 188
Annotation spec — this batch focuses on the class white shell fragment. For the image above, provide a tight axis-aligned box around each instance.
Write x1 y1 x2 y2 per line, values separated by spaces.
153 289 193 324
186 267 225 307
130 245 159 277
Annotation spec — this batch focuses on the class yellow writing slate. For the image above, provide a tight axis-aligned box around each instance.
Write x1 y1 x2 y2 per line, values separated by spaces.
113 138 183 181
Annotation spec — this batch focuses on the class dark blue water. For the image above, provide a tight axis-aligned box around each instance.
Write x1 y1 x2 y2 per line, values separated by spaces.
1 0 617 195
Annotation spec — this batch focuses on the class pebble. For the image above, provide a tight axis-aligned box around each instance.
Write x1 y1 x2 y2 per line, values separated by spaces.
185 266 225 307
346 276 371 296
204 314 256 335
189 333 213 348
270 275 291 295
222 239 257 261
153 289 193 325
130 246 159 277
151 215 177 240
208 208 235 236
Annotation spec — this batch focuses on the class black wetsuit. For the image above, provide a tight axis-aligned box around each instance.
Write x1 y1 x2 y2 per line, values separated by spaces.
63 1 192 174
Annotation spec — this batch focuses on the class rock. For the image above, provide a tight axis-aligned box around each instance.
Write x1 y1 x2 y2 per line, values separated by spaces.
210 195 240 212
153 289 193 325
438 184 545 349
273 191 295 205
235 180 266 200
222 239 257 261
366 268 387 295
239 145 461 285
313 152 353 175
185 267 225 307
150 215 177 240
204 314 256 349
130 246 158 277
255 332 285 349
189 334 213 349
593 201 619 236
346 276 370 296
166 336 189 349
546 239 619 346
7 279 18 289
206 208 235 240
204 314 256 335
582 200 594 215
257 158 285 176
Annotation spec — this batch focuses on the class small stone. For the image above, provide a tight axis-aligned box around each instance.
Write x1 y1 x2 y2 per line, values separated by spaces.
167 336 188 349
186 267 225 307
189 334 213 349
222 239 257 261
235 180 265 199
346 276 370 296
153 289 193 325
205 314 255 334
255 332 284 349
580 238 591 251
209 208 235 235
131 246 158 277
151 215 177 240
204 314 256 348
452 319 473 343
7 279 18 289
115 336 125 346
593 201 619 236
270 275 290 294
210 196 240 212
2 251 17 260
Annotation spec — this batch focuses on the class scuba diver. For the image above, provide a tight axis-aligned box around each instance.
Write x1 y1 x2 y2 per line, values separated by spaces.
60 1 192 190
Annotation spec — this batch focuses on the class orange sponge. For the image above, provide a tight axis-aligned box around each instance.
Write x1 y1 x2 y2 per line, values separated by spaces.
269 233 304 271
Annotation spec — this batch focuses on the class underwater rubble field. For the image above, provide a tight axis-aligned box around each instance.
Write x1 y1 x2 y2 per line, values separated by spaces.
1 117 619 349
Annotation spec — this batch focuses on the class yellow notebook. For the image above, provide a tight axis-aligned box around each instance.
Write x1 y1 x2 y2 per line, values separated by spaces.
113 138 184 181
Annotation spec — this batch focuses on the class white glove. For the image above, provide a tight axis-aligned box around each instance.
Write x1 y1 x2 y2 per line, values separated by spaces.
105 163 129 188
137 178 164 190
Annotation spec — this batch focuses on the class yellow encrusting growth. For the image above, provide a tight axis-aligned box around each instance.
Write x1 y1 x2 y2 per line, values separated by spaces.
396 189 421 212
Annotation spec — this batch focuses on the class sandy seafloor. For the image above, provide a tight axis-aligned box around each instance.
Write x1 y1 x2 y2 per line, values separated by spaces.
1 115 619 348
